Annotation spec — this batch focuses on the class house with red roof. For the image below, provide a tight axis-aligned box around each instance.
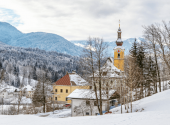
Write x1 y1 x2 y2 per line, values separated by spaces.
52 71 90 103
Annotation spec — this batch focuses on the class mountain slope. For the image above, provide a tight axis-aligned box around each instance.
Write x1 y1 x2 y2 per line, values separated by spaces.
9 32 83 56
0 41 8 46
0 21 144 56
0 22 23 44
71 37 144 56
0 22 83 56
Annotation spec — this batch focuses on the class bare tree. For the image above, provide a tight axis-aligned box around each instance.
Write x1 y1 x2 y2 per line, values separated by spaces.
0 69 5 114
17 68 26 114
125 56 141 113
79 37 108 115
32 69 52 113
143 24 162 93
144 21 170 74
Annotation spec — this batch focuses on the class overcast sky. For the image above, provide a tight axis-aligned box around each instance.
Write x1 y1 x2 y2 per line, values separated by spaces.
0 0 169 41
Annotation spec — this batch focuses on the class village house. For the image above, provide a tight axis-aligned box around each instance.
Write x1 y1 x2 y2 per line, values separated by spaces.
52 71 91 104
67 89 118 117
0 88 15 104
23 85 35 98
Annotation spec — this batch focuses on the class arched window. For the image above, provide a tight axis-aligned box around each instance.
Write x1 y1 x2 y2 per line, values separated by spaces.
118 53 120 58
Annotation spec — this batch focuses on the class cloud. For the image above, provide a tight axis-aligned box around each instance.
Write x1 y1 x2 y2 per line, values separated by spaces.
0 8 23 26
0 0 169 41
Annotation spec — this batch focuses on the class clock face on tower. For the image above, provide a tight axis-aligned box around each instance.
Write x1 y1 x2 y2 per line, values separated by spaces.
117 49 121 53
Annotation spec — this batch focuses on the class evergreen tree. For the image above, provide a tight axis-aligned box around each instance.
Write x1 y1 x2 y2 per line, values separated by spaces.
129 39 146 99
137 45 145 70
0 61 2 69
16 76 20 87
32 67 37 80
145 56 157 95
13 66 18 76
129 38 138 59
137 44 146 98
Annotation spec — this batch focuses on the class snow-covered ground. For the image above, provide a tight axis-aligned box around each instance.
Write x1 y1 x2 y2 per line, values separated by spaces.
0 89 170 125
36 109 71 118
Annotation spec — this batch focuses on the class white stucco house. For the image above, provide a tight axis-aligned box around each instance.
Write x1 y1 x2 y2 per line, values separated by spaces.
23 85 35 98
67 89 118 117
0 88 14 104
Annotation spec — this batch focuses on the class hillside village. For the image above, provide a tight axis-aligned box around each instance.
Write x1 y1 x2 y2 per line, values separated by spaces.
0 1 170 124
0 22 170 118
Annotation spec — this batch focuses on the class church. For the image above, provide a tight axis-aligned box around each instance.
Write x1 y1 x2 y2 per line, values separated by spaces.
53 21 126 103
90 21 125 91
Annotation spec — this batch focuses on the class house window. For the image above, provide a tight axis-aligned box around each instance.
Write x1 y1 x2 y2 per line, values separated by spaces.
55 97 57 100
103 72 107 76
55 89 57 92
86 112 89 115
60 89 63 93
66 89 68 93
94 101 97 106
118 54 120 58
66 98 68 101
86 100 90 106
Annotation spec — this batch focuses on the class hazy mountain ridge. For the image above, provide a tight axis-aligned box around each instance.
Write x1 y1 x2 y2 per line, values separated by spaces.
70 37 144 56
0 21 144 57
0 22 83 56
0 22 23 44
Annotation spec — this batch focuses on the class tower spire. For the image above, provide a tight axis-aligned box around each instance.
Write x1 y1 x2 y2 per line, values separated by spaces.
116 20 123 46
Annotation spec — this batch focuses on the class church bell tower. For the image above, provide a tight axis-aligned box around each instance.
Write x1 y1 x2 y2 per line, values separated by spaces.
114 20 125 71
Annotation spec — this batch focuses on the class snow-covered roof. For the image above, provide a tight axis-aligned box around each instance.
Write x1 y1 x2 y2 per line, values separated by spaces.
114 46 125 50
55 72 89 86
102 57 121 72
0 85 19 93
23 85 34 91
67 89 115 100
90 57 122 78
69 73 89 86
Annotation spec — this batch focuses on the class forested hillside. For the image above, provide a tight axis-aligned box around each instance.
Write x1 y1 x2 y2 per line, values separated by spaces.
0 43 79 87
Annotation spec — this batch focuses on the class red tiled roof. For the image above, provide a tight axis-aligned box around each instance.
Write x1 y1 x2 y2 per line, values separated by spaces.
55 74 71 85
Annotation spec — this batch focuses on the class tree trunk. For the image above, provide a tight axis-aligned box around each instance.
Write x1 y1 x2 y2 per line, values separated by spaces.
99 79 102 115
131 83 132 113
152 43 161 93
120 82 122 114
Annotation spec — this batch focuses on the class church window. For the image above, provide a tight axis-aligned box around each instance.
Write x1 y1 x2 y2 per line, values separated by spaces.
118 54 120 58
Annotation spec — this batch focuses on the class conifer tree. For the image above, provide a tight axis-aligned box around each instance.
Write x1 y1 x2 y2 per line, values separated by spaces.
129 38 138 59
32 67 37 80
137 44 145 98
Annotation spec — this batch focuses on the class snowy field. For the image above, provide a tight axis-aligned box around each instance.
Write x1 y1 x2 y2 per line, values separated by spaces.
0 89 170 125
36 109 71 118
